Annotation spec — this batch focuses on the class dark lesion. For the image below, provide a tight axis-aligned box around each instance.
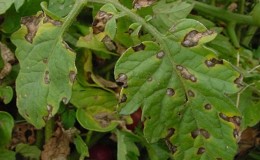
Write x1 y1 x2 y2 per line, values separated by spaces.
164 128 177 154
182 30 215 47
176 65 197 82
205 58 224 67
94 112 116 128
132 43 146 51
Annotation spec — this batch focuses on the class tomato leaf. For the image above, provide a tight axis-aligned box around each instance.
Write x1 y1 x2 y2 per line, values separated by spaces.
11 12 77 128
0 111 14 148
117 130 140 160
115 19 241 159
71 83 119 132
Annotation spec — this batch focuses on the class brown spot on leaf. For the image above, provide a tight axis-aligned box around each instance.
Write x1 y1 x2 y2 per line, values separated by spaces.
166 88 175 96
204 104 212 110
44 71 50 84
176 65 197 82
205 58 223 67
43 104 53 121
94 112 115 128
43 16 62 26
69 71 76 83
233 129 240 139
191 129 210 139
219 113 229 121
165 139 177 154
133 0 156 9
116 73 128 88
132 43 145 51
102 36 117 51
62 97 68 104
120 94 127 103
21 13 44 43
156 51 165 59
234 74 243 88
197 147 206 154
0 42 15 79
43 58 48 64
200 129 210 139
92 11 113 34
165 128 175 139
147 77 153 82
182 30 215 47
187 90 195 97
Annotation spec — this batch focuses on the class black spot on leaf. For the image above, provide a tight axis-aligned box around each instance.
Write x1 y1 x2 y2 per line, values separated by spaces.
197 147 206 154
191 129 210 139
182 30 215 47
219 113 229 121
166 88 175 96
156 51 165 59
176 65 197 82
205 58 223 67
132 43 145 51
191 129 200 139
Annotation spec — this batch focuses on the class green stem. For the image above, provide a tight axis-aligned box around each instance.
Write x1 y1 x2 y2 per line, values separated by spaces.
187 0 258 26
35 129 44 149
227 22 240 48
241 26 258 47
88 0 163 42
238 0 245 14
44 118 55 142
60 0 88 34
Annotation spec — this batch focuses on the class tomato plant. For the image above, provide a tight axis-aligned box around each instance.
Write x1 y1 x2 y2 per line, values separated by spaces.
0 0 260 159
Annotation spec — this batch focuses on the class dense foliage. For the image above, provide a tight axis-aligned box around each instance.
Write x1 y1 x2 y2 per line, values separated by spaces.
0 0 260 159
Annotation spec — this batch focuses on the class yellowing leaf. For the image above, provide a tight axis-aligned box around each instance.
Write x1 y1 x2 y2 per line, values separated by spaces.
11 13 77 128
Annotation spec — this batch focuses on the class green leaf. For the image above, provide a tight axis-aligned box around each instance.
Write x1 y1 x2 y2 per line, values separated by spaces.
14 0 25 11
71 83 119 132
0 86 13 104
48 0 75 18
115 19 241 159
0 111 14 148
0 0 14 14
151 0 193 33
60 106 76 129
11 12 77 128
77 28 116 58
117 130 140 160
15 143 41 160
0 149 16 160
74 134 89 159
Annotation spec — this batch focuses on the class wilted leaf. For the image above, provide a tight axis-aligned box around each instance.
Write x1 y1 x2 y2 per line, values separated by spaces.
0 111 14 148
115 19 241 159
71 83 119 132
11 12 77 128
117 130 140 160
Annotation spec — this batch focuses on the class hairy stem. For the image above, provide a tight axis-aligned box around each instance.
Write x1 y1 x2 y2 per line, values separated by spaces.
187 0 258 26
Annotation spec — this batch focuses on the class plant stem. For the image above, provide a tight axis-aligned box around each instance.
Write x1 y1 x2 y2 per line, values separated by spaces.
227 22 240 48
44 118 55 142
88 0 164 42
186 0 258 26
241 26 258 47
60 0 88 35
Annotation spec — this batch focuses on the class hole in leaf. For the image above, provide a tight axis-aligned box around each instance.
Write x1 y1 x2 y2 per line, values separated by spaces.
205 58 223 67
166 88 175 96
204 104 212 110
132 43 145 51
197 147 206 154
120 94 127 103
116 73 128 88
156 51 165 59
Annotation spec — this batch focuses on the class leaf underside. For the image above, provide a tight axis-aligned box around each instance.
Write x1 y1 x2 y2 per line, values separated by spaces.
114 20 241 160
11 13 77 128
